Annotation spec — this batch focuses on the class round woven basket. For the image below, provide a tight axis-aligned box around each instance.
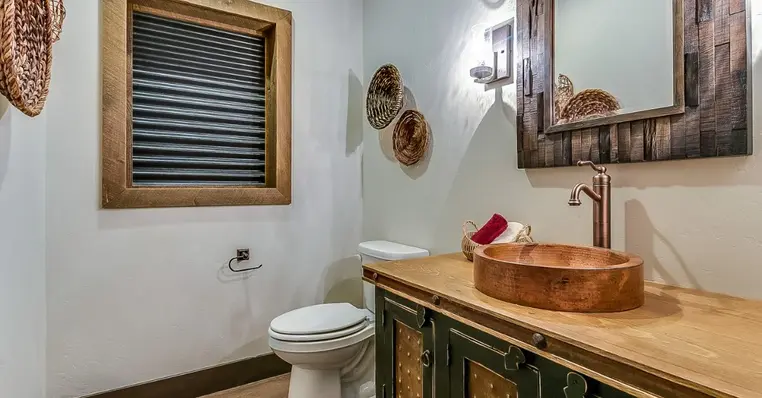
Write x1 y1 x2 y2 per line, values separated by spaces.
559 88 620 123
393 110 429 166
0 0 55 117
366 64 404 130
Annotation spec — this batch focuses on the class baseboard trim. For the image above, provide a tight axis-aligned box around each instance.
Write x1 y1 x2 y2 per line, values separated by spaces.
84 353 290 398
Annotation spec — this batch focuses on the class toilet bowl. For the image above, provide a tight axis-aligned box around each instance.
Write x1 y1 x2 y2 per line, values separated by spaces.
269 241 429 398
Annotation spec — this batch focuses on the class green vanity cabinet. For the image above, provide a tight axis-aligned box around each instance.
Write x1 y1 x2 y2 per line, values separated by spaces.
375 288 635 398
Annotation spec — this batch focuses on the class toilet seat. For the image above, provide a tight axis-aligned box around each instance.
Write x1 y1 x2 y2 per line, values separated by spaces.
270 303 368 336
269 322 375 354
269 318 370 342
268 304 375 353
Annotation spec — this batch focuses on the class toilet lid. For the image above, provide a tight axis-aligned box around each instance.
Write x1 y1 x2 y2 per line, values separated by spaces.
270 303 368 336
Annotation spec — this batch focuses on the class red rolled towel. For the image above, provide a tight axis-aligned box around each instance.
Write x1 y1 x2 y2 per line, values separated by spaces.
470 214 508 244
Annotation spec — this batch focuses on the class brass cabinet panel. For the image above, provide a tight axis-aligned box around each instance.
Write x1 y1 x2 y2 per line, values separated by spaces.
467 360 519 398
394 321 423 398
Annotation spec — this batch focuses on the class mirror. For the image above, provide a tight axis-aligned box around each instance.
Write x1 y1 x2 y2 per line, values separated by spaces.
550 0 679 130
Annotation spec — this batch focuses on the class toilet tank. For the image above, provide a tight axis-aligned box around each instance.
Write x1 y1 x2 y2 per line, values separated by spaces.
358 241 430 312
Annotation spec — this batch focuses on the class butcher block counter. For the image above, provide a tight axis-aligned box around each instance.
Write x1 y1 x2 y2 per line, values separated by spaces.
363 253 762 398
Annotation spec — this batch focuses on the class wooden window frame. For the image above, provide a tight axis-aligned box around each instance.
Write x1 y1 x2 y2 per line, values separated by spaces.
102 0 292 208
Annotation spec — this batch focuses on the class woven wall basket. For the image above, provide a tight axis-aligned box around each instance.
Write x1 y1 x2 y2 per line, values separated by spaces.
0 0 57 117
393 109 429 166
366 64 404 129
559 88 621 123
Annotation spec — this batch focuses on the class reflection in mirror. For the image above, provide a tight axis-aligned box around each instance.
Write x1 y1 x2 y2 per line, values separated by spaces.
553 0 674 125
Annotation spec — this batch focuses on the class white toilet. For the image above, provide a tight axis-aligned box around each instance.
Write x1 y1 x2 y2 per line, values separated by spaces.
268 240 430 398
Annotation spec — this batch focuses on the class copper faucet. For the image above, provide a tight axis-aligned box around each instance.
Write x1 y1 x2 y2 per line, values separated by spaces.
568 160 611 249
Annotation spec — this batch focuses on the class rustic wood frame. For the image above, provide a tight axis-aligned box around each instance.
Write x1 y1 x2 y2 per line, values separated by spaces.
102 0 292 208
516 0 751 168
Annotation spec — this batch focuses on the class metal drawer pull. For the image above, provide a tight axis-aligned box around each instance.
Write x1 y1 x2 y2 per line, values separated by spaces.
564 372 589 398
421 350 432 368
504 345 526 371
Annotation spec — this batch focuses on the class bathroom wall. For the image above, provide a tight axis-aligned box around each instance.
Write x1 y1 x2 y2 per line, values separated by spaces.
362 0 762 300
45 0 364 396
0 106 47 397
555 0 674 114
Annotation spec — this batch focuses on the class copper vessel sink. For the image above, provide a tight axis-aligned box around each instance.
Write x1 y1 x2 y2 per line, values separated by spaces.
473 243 644 313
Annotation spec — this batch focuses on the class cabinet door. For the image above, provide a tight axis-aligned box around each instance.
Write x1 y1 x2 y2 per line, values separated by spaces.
444 319 540 398
440 315 634 398
375 288 435 398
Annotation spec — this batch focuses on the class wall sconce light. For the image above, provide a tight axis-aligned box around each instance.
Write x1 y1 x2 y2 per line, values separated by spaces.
470 19 514 85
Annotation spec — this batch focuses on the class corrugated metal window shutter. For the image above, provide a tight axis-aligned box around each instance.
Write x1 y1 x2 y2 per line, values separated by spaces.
131 12 266 187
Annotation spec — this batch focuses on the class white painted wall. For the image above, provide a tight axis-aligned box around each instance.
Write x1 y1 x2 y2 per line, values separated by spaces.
363 0 762 300
0 104 47 397
554 0 674 114
45 0 364 396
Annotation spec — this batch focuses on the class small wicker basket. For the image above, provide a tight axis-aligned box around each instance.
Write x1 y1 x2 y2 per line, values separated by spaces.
461 220 534 262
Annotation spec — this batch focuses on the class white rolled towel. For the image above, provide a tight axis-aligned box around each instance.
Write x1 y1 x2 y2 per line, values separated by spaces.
491 222 531 244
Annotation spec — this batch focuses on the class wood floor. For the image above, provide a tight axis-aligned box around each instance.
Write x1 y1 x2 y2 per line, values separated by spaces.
202 374 290 398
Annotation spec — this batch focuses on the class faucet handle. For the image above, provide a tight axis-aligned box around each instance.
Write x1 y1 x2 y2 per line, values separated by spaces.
577 160 607 174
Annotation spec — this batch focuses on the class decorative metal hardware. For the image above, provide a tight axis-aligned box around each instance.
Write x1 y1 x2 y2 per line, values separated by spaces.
564 372 589 398
431 294 441 305
381 310 386 327
372 272 378 281
446 343 452 367
416 305 430 328
421 350 432 368
503 345 526 371
381 384 386 398
531 333 548 349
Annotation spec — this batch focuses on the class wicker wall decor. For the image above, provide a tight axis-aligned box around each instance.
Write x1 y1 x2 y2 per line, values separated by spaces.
393 109 429 166
366 64 404 129
553 74 621 124
559 88 621 123
0 0 64 117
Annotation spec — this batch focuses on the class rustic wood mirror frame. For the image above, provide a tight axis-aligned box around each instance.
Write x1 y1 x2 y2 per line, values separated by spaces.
102 0 292 208
516 0 751 169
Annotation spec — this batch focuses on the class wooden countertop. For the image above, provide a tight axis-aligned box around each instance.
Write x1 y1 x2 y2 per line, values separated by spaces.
364 254 762 398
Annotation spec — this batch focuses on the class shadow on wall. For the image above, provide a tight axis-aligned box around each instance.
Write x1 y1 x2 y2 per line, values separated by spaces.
321 255 363 308
625 199 701 289
346 70 364 156
221 274 270 362
432 87 518 252
0 98 11 190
